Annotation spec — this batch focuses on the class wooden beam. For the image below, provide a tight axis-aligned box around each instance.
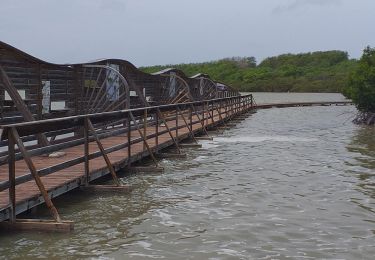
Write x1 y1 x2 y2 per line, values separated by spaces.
195 136 213 141
156 153 187 159
0 219 74 233
128 167 164 174
82 185 131 192
179 143 202 148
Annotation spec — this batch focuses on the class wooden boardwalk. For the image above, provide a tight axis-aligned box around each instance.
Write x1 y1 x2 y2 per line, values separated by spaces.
0 97 353 229
0 115 211 212
0 96 254 225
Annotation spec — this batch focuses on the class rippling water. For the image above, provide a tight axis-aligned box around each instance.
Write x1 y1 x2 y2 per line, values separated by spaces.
0 93 374 259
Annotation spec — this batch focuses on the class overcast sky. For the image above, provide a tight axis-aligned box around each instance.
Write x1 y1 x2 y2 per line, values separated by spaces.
0 0 374 66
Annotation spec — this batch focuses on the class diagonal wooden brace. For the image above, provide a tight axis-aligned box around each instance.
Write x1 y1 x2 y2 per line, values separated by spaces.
128 111 158 167
176 106 198 144
86 118 121 186
10 128 61 223
190 104 210 137
156 108 181 154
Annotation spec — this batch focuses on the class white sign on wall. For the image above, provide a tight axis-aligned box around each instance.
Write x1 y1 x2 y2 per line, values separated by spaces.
106 64 120 101
169 72 176 97
42 80 50 114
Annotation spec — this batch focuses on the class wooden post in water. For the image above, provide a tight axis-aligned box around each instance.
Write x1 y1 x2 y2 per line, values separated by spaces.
7 130 16 223
128 115 131 166
84 117 90 185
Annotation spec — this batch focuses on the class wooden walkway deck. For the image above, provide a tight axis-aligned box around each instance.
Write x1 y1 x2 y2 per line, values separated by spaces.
0 97 353 228
0 115 211 212
0 96 254 224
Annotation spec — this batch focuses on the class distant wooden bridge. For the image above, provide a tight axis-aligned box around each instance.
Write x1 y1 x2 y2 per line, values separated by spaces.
0 41 353 232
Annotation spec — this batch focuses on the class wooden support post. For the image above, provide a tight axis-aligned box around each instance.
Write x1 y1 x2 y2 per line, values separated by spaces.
155 112 159 148
84 118 90 185
207 102 211 124
175 108 179 141
10 127 62 223
177 107 198 144
86 119 121 186
8 130 16 223
127 116 131 166
212 103 227 127
190 104 210 136
189 106 193 133
202 103 205 127
156 108 181 154
143 109 147 151
129 111 158 167
224 99 228 120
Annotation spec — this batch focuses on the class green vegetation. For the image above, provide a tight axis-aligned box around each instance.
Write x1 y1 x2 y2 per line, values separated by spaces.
344 46 375 113
141 51 357 93
343 46 375 124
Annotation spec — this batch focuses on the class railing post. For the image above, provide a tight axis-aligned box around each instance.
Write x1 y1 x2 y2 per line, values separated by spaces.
206 101 210 125
175 106 179 142
225 99 228 119
84 117 90 186
202 103 205 127
143 108 147 151
155 111 159 148
127 114 131 166
8 129 16 223
189 105 193 132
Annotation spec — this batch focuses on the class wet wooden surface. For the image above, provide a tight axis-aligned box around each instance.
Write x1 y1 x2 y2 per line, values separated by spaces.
0 110 231 213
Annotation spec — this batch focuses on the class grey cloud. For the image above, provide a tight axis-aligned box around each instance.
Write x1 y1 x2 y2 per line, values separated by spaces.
99 0 126 12
273 0 342 13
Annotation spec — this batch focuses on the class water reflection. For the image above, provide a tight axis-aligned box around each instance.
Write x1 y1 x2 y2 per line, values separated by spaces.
347 127 375 208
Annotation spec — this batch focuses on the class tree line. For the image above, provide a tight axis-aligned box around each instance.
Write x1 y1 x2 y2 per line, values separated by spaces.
141 51 357 93
141 49 374 123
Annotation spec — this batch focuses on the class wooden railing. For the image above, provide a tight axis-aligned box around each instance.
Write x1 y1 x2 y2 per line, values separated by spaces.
0 94 253 223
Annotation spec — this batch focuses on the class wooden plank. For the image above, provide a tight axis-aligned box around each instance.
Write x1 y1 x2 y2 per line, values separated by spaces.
0 219 74 232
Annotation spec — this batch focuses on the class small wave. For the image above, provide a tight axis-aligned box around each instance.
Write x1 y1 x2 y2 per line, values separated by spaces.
214 136 317 143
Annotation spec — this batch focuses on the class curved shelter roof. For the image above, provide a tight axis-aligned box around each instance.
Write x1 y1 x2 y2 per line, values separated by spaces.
0 41 239 124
